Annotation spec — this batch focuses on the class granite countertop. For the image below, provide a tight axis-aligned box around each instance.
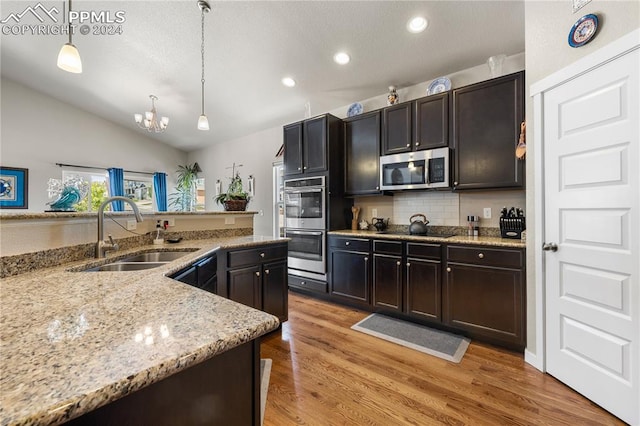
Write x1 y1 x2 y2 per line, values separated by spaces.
0 236 285 426
329 229 526 248
0 211 258 220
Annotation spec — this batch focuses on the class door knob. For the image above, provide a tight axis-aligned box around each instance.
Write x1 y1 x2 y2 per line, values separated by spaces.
542 242 558 252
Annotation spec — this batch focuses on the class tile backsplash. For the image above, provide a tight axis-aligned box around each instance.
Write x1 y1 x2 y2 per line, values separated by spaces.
351 190 525 228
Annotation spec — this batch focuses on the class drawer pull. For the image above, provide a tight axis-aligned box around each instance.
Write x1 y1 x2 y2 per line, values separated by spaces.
255 271 260 277
345 241 350 246
265 269 270 275
478 253 484 259
260 252 265 258
446 267 451 272
300 281 306 285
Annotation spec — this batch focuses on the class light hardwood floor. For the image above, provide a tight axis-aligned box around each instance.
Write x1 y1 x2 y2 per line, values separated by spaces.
260 291 623 426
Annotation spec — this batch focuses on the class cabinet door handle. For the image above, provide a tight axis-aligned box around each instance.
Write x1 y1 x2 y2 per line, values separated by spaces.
376 186 380 190
303 166 307 170
396 261 401 266
345 241 350 246
453 181 458 186
255 271 261 277
478 253 484 259
364 257 369 262
406 143 410 147
406 262 411 267
446 267 451 272
415 142 420 146
297 167 301 171
265 269 270 275
300 281 306 285
260 252 265 258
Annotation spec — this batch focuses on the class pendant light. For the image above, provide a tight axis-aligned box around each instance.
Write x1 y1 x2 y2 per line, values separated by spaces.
197 0 210 131
57 0 82 73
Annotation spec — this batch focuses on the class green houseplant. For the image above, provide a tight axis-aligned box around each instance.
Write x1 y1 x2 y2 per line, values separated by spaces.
169 163 200 211
214 171 250 211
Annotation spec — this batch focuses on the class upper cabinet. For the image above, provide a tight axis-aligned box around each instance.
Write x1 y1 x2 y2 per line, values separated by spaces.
382 93 450 156
382 102 413 155
344 111 381 196
452 71 525 190
284 114 342 177
414 92 449 151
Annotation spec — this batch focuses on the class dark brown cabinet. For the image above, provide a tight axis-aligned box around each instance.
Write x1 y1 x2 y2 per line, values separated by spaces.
444 245 525 350
344 111 381 196
382 102 413 155
404 243 442 322
220 242 289 323
452 71 525 190
328 236 371 307
372 240 403 312
283 114 342 177
414 92 449 150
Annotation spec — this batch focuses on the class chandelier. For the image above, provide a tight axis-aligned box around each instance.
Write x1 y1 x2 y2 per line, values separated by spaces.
134 95 169 133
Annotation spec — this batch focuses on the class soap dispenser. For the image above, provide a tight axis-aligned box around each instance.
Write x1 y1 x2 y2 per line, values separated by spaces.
153 220 165 245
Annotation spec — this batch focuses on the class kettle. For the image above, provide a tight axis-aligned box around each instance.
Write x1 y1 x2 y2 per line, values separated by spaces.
372 217 389 232
409 214 429 235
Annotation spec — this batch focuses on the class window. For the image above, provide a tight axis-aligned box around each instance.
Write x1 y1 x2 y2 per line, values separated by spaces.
60 169 155 212
196 178 205 211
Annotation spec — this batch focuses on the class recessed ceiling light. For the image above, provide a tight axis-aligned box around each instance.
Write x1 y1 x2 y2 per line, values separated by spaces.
334 52 350 65
407 16 428 33
282 77 296 87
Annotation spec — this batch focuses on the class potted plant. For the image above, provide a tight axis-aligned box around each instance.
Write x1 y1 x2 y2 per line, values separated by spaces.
169 163 200 211
215 170 250 211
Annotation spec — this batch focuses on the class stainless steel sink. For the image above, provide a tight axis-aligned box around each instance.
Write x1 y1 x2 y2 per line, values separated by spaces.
83 262 168 272
118 251 192 263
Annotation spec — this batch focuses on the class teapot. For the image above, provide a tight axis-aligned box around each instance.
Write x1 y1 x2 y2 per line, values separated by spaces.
409 214 429 235
372 217 389 232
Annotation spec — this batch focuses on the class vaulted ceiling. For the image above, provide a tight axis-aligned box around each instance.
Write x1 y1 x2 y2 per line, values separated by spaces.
1 1 525 151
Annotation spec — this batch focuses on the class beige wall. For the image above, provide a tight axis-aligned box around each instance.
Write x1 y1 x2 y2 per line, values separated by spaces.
524 1 640 356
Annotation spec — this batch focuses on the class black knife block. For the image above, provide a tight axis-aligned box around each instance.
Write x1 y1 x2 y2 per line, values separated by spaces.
500 217 526 239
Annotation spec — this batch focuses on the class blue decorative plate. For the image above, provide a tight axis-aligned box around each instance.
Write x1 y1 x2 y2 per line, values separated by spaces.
427 77 451 95
568 14 598 48
347 102 363 117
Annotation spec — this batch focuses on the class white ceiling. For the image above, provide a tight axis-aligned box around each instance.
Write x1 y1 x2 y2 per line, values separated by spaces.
1 1 525 152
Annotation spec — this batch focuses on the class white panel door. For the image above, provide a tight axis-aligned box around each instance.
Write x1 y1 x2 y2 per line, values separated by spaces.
543 47 639 424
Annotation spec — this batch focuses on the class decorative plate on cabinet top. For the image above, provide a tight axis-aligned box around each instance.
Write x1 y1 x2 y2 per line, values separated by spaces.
427 77 451 95
568 14 598 48
347 102 363 117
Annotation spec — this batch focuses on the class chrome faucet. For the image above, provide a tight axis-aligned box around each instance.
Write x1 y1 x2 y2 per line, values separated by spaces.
96 196 143 258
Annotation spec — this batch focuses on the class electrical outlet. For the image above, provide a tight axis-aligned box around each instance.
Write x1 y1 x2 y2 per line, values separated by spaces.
483 208 492 219
259 209 264 216
126 220 137 230
225 217 235 225
372 208 378 218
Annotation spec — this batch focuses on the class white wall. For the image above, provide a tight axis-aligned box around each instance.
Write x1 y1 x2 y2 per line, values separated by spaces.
524 1 640 358
188 126 282 237
0 77 188 212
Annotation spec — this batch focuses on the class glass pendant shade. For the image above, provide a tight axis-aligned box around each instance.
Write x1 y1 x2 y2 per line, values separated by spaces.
161 117 169 126
197 114 210 131
145 111 153 121
57 43 82 73
134 114 143 123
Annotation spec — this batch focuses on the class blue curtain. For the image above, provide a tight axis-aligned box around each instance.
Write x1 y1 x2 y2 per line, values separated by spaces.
153 172 168 211
107 167 125 211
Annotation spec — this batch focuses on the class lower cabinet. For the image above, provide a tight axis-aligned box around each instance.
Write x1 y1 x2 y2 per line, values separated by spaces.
328 236 371 307
224 244 289 323
172 242 288 324
405 243 442 322
323 235 526 351
444 245 525 350
372 240 403 312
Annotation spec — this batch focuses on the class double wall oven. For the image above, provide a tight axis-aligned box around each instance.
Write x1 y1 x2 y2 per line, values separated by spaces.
283 176 326 278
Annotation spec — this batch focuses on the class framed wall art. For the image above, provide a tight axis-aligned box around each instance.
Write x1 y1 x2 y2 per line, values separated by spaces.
0 167 28 209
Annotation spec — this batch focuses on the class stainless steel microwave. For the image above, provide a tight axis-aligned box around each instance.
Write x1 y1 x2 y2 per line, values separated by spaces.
379 147 450 190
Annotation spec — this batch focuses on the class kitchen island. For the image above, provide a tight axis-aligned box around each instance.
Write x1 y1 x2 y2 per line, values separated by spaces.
0 236 283 426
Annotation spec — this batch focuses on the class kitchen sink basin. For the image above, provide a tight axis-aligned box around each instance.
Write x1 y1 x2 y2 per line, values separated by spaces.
118 251 192 263
83 262 168 272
